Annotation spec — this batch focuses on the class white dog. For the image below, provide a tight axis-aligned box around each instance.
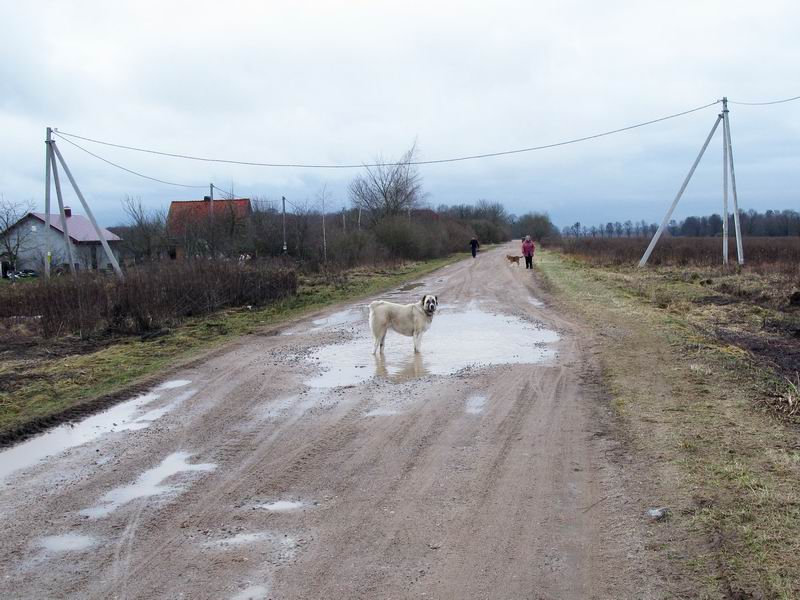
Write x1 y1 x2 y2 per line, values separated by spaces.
369 295 438 354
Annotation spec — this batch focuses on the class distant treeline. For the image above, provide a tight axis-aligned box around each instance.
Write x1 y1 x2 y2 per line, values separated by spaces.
562 209 800 238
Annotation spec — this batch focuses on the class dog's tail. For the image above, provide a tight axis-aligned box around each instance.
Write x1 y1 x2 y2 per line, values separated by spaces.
368 301 382 333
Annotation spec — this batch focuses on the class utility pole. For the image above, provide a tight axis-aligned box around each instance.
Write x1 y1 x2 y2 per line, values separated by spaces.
321 191 327 263
639 114 722 267
282 196 287 253
723 100 744 264
342 208 346 233
209 183 215 257
722 99 729 264
358 207 362 231
43 128 52 279
51 142 124 278
49 141 76 276
639 99 746 267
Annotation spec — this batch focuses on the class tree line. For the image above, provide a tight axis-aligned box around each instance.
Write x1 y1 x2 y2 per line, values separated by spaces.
562 209 800 238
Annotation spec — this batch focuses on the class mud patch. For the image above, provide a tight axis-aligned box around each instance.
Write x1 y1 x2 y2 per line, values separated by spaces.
80 451 215 518
38 534 96 553
305 305 559 388
715 327 800 380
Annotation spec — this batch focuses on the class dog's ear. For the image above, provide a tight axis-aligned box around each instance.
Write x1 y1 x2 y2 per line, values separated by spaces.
434 295 438 303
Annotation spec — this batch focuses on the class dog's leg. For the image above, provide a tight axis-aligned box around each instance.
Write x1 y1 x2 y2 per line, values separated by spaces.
413 333 421 354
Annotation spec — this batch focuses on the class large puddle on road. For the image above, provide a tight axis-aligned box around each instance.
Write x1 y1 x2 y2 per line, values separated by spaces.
0 385 196 482
305 305 559 387
80 451 215 518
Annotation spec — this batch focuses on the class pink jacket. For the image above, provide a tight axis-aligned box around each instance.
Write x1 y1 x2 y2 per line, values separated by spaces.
522 240 535 257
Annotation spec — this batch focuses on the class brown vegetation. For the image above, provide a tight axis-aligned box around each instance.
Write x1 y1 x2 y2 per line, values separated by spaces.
552 235 800 272
0 260 297 339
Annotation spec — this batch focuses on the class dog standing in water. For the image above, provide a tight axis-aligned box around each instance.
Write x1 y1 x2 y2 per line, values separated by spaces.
369 295 438 354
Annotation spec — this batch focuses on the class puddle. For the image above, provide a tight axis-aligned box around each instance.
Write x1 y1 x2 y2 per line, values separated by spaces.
305 305 559 388
528 298 544 308
156 379 192 390
0 387 195 482
205 532 297 560
465 395 487 415
80 451 215 518
231 585 270 600
398 282 424 292
364 407 400 417
257 500 305 511
38 534 96 553
205 532 270 548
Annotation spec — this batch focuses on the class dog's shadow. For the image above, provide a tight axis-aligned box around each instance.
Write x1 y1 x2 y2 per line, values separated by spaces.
373 353 428 382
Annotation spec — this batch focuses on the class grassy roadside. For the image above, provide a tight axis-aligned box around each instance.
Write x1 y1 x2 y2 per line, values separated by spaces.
537 250 800 599
0 253 466 442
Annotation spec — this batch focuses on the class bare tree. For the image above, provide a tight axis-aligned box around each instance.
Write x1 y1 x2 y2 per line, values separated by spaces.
348 144 424 223
0 195 35 270
119 195 167 262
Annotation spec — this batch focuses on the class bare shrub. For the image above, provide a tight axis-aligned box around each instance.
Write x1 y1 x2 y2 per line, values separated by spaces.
0 260 297 338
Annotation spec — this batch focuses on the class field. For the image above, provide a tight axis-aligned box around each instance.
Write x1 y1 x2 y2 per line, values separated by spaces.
552 236 800 272
538 246 800 597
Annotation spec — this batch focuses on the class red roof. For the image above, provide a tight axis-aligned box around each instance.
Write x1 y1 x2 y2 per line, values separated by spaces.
167 199 251 238
31 213 121 243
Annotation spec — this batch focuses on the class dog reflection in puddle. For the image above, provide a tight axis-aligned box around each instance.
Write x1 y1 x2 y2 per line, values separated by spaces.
373 353 427 382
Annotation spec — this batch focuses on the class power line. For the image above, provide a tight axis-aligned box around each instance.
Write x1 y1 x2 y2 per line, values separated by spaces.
54 99 722 169
53 132 207 189
728 94 800 106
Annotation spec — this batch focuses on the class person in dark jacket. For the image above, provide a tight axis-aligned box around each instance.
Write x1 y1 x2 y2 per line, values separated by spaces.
469 237 480 258
522 235 535 269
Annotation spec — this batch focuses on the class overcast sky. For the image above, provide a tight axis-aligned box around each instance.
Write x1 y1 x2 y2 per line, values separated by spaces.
1 1 798 228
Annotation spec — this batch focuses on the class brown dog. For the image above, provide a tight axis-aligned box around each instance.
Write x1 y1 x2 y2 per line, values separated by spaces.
506 255 522 266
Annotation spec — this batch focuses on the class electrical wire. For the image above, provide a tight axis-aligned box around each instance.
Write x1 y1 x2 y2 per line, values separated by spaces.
728 94 800 106
53 132 207 189
53 99 722 169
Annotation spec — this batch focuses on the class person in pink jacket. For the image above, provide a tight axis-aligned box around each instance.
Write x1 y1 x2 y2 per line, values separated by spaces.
521 235 535 269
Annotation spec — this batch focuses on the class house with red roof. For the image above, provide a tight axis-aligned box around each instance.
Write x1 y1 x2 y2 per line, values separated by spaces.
1 206 122 275
166 197 252 259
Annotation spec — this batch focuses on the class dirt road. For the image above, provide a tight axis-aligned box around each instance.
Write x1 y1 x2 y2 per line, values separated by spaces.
0 245 658 599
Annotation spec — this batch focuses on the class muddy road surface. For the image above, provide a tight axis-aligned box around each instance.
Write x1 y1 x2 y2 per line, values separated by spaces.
1 245 657 599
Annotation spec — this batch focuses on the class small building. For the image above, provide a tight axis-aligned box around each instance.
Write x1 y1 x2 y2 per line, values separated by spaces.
1 207 122 274
166 197 251 259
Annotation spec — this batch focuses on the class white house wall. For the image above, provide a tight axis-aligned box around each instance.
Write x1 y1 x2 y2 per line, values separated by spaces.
5 215 120 272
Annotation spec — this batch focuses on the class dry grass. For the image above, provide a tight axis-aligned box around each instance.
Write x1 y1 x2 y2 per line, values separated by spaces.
552 236 800 274
539 249 800 599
